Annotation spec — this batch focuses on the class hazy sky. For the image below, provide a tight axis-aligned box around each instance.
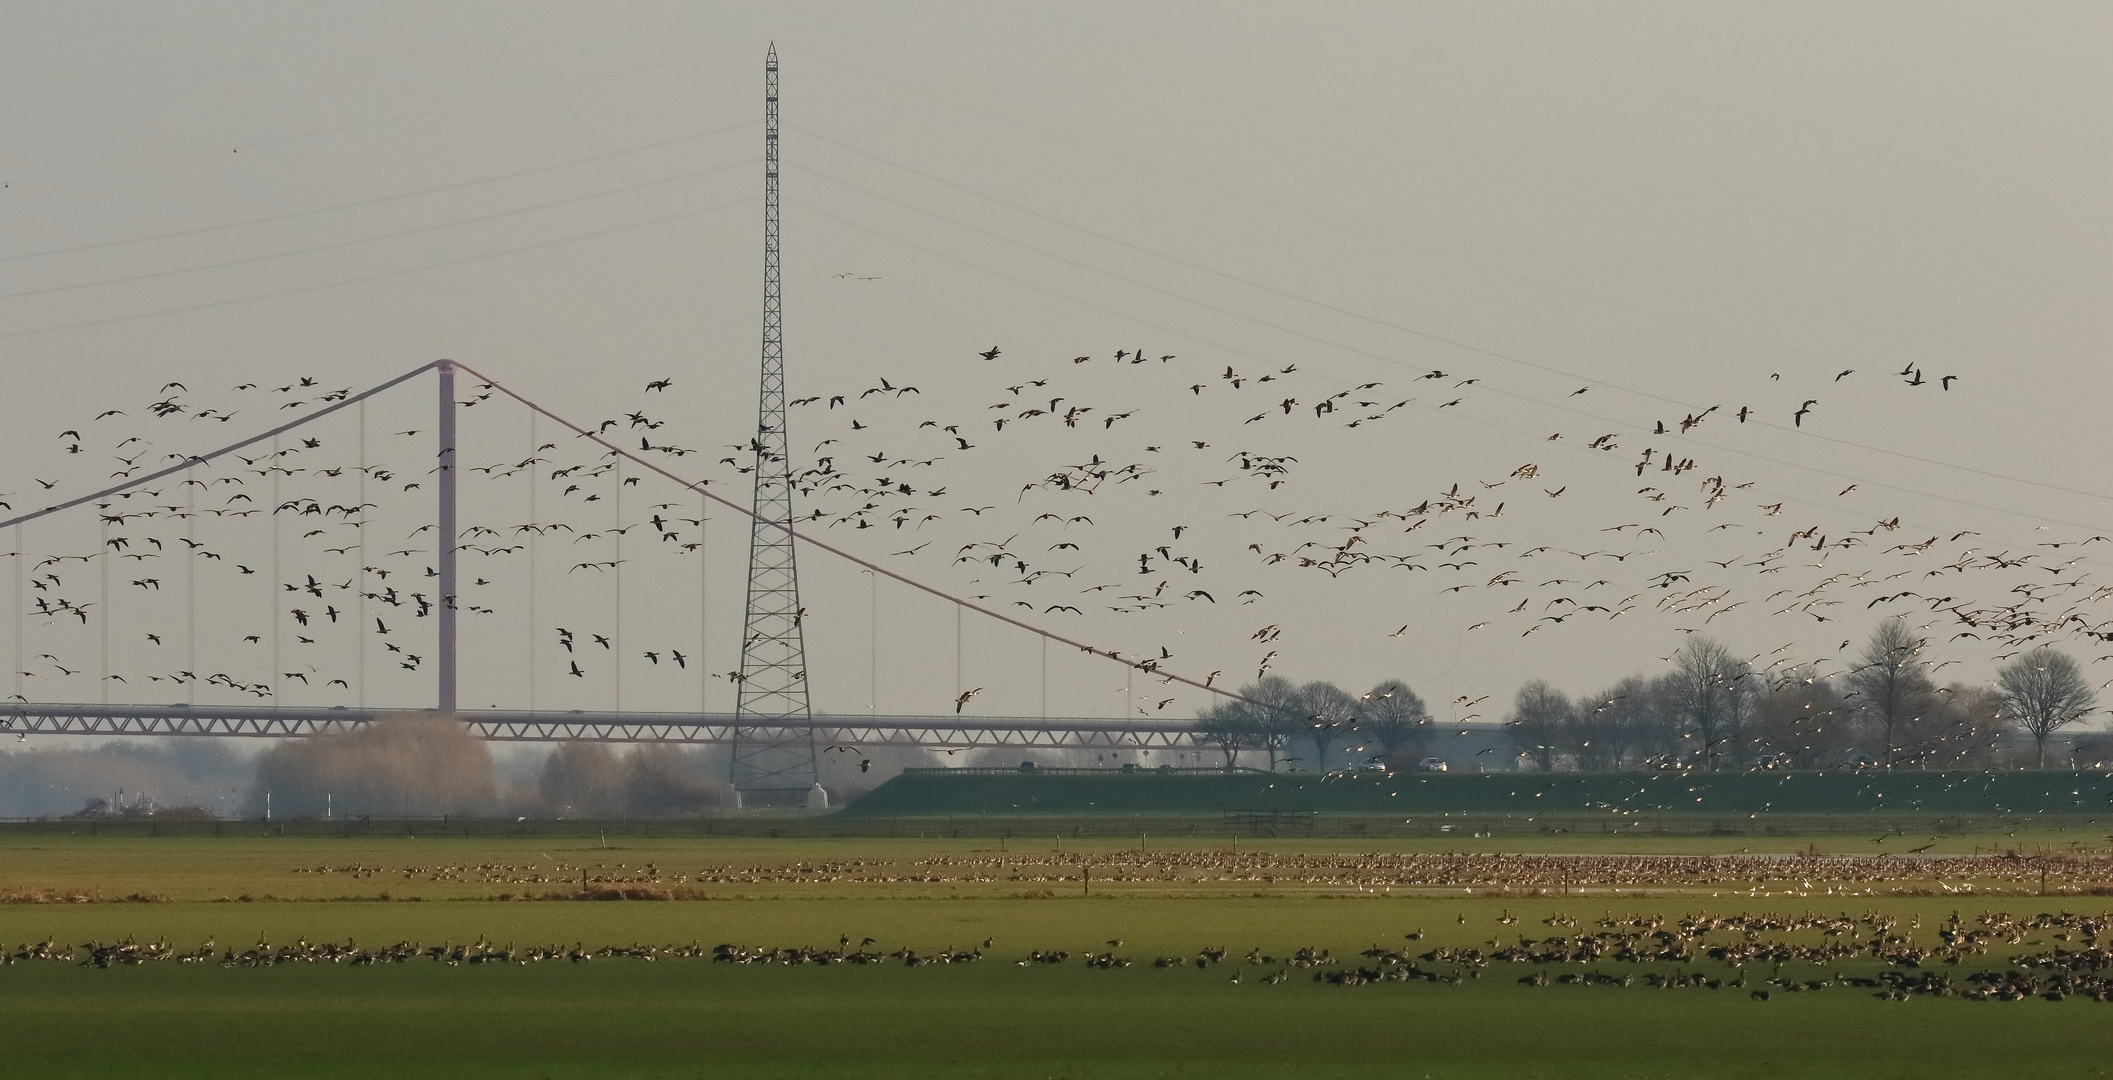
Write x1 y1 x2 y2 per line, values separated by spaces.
2 2 2108 726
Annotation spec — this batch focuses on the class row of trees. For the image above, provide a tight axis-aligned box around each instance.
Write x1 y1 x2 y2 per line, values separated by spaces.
1194 675 1432 771
536 742 731 816
1189 622 2100 775
244 715 739 818
1502 623 2099 771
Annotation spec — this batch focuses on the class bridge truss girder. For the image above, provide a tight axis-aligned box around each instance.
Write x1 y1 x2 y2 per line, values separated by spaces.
0 704 1200 750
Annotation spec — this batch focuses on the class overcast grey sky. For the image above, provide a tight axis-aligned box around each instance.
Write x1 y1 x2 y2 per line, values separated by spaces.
2 2 2108 725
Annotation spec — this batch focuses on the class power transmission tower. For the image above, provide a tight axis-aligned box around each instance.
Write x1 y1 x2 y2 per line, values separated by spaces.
730 43 821 807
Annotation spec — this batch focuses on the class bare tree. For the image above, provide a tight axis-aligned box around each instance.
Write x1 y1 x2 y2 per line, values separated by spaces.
1194 700 1260 769
1295 681 1359 771
1355 679 1431 767
1904 684 2008 769
1844 620 1936 767
1999 648 2098 768
1505 681 1573 771
1664 636 1752 771
625 745 731 815
539 744 729 816
539 742 627 816
2071 732 2113 770
1633 673 1691 766
1567 676 1649 771
1750 668 1854 769
251 713 496 817
1213 675 1302 771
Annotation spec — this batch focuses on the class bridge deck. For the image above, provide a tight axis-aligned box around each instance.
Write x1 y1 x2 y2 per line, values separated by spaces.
0 703 1200 749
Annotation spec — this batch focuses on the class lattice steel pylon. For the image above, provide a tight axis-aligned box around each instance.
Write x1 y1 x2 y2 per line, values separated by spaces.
730 43 821 807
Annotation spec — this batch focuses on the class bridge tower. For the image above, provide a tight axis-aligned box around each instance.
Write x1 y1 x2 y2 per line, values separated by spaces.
729 43 822 806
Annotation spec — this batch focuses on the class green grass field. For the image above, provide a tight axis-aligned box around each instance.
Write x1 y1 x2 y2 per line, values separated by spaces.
3 829 2111 1079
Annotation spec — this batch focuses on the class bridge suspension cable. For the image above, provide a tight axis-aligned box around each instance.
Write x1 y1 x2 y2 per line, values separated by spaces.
451 362 1252 707
0 355 1254 721
0 361 439 533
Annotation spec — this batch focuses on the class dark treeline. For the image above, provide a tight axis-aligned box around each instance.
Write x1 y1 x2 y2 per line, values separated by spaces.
1500 622 2100 772
1 621 2101 820
1192 620 2103 773
251 714 504 817
0 719 938 820
0 719 959 820
533 742 733 818
247 716 742 819
0 718 743 820
1194 676 1433 771
248 723 933 819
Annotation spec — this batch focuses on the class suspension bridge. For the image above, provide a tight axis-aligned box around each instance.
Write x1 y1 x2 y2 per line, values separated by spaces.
8 44 2087 808
0 46 1243 806
0 353 1231 799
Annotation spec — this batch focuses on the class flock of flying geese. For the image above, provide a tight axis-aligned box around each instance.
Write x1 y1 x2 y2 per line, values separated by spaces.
0 338 2105 719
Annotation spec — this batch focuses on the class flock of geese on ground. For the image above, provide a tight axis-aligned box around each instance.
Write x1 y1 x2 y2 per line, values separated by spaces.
286 850 2113 892
8 908 2112 1001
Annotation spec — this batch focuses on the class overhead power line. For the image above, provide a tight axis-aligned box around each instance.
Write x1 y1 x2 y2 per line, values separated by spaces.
782 44 2113 435
0 194 758 340
786 197 2113 550
1 158 759 301
787 156 2113 509
0 121 759 262
1 41 763 188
